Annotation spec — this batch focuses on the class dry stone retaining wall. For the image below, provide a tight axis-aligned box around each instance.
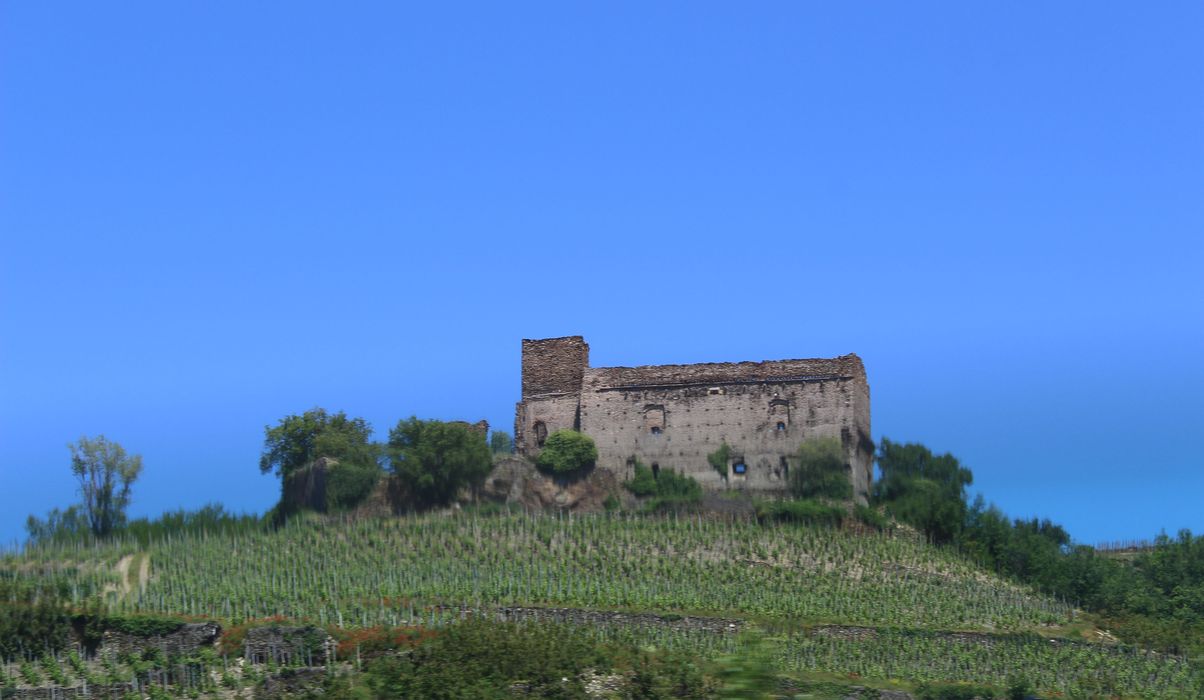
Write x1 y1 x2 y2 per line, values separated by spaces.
98 622 220 660
243 626 336 666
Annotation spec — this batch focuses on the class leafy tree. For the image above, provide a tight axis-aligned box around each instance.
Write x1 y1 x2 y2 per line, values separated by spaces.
325 462 383 511
873 438 972 543
791 437 852 500
874 438 972 502
68 435 143 538
489 430 514 455
25 505 90 545
259 408 376 478
388 417 493 506
535 430 597 475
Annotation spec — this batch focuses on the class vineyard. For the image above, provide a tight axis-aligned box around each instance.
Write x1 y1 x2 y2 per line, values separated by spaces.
4 510 1202 698
11 511 1073 629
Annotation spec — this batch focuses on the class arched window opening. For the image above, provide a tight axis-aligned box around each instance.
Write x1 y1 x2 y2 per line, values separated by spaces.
533 421 548 447
780 456 790 481
651 462 661 479
650 426 662 435
776 422 786 432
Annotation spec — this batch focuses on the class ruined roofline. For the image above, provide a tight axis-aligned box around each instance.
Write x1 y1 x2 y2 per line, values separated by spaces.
591 374 853 392
584 354 866 391
521 335 585 344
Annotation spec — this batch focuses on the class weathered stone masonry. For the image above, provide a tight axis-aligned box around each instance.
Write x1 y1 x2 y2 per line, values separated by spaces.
515 336 872 503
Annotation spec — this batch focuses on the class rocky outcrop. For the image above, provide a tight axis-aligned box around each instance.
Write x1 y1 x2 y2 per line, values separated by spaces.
482 457 629 512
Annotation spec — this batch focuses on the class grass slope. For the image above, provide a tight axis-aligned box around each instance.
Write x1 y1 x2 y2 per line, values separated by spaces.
4 510 1200 698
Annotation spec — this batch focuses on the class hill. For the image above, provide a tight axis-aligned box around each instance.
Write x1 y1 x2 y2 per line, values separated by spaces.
4 509 1200 698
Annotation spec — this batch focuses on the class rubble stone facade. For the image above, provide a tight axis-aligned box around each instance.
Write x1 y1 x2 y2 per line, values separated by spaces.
515 336 873 502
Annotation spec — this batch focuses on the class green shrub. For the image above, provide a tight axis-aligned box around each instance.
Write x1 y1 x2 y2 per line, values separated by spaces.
791 437 852 500
854 504 889 531
0 579 71 659
535 430 598 475
707 443 732 481
1006 675 1032 700
652 470 703 506
104 614 187 637
625 462 659 497
714 632 779 699
362 620 607 698
326 462 382 511
624 461 703 510
756 499 844 527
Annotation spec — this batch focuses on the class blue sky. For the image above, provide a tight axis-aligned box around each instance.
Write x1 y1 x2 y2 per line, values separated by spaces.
2 2 1201 547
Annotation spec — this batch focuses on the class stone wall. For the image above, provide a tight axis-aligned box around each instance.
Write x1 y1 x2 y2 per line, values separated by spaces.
243 626 336 666
581 373 871 502
515 394 581 456
513 337 872 502
521 336 589 397
450 419 490 438
99 622 221 660
488 606 743 634
280 458 332 512
516 337 590 456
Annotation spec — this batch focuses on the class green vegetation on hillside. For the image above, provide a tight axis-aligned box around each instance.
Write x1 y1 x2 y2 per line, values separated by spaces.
791 437 851 501
625 462 703 510
6 511 1201 698
873 438 1204 658
10 419 1204 697
0 578 71 658
388 417 493 506
338 618 712 699
535 429 598 475
14 512 1070 630
259 408 378 479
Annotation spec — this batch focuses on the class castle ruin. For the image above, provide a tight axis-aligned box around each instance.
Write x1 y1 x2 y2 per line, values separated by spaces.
514 336 872 502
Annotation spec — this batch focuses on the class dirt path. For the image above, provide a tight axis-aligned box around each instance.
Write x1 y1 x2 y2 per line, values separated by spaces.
103 554 135 598
137 552 150 593
100 552 150 599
